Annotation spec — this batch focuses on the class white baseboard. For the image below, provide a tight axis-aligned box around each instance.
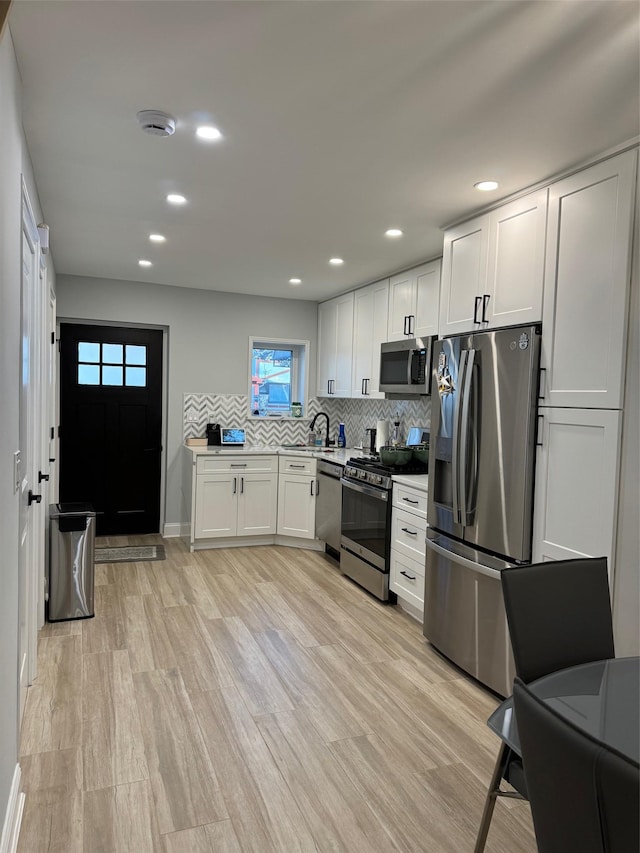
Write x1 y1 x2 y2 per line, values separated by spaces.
0 765 25 853
163 522 190 538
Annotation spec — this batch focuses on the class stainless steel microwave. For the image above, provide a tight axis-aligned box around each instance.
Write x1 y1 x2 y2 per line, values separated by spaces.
379 337 434 395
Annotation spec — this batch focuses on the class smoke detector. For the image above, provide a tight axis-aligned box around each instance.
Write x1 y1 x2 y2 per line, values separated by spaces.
136 110 176 138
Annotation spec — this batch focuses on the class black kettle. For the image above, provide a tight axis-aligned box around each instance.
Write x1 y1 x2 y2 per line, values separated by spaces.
206 423 221 446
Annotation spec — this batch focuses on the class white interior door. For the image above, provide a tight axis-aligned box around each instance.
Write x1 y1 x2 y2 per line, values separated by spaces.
19 186 42 721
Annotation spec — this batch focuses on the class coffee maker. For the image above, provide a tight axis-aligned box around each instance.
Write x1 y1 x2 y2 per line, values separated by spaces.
206 423 221 446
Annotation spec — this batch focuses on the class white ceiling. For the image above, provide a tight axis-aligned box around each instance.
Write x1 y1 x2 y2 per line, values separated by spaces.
9 0 640 302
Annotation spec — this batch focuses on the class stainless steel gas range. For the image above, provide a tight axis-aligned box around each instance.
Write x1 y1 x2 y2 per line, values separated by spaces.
340 455 427 601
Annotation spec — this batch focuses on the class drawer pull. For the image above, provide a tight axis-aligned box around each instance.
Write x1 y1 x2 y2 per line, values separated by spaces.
230 463 247 468
401 527 417 536
402 497 419 504
290 464 305 469
400 570 416 581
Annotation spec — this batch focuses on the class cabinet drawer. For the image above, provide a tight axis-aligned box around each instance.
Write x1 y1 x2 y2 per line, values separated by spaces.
391 508 427 560
279 455 317 475
196 455 277 475
393 484 427 518
390 551 425 610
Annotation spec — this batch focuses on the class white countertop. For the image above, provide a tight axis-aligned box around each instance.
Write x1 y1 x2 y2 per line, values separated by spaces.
185 444 351 465
391 473 429 491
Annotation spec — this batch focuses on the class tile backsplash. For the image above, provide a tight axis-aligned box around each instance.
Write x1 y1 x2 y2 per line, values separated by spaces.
184 393 430 448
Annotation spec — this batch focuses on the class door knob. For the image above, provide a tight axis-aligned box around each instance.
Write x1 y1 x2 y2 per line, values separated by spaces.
28 490 42 505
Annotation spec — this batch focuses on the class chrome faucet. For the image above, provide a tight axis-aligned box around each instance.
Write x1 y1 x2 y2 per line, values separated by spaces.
309 411 331 447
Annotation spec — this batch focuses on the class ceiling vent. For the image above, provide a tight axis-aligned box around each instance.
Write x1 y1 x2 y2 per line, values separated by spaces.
136 110 176 138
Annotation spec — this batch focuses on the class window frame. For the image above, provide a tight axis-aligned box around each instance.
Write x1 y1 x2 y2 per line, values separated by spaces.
248 336 309 419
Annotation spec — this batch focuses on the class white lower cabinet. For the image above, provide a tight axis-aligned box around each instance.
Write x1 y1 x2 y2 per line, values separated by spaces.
390 480 428 620
532 408 622 573
276 456 317 539
193 455 278 540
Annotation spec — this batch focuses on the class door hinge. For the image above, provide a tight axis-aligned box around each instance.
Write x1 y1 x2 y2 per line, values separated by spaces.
51 331 55 344
50 426 55 440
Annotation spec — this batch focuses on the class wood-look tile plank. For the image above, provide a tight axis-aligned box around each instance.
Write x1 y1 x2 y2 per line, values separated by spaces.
163 605 234 693
83 780 159 853
218 545 283 584
254 581 325 647
256 709 398 853
82 650 148 791
191 686 316 852
20 636 82 755
414 762 536 853
132 668 227 834
357 656 499 778
254 629 373 741
202 617 295 716
201 571 283 633
18 748 83 853
311 643 456 768
82 584 127 654
162 820 243 853
330 734 470 853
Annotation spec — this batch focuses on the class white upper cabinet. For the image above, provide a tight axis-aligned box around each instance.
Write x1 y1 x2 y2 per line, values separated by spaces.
539 150 637 409
440 190 547 336
387 260 441 341
439 215 489 336
351 278 389 398
317 292 354 397
486 190 548 328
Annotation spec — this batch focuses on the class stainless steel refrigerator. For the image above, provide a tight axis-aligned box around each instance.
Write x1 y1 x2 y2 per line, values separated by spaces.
424 324 541 697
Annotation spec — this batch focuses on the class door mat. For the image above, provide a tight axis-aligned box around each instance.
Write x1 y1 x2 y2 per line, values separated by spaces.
94 544 166 564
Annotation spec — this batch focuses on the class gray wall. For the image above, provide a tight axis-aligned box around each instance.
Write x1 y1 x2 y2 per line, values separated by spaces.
55 275 318 526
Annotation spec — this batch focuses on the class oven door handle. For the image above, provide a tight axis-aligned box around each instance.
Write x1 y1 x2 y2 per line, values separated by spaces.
341 477 388 501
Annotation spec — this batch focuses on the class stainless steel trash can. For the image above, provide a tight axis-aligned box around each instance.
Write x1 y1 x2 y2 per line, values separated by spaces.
48 503 96 621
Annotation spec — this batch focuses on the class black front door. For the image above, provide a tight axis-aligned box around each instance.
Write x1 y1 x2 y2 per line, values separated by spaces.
59 323 163 535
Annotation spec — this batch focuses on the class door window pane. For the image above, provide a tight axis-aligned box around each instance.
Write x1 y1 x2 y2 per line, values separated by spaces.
102 366 123 385
103 344 123 364
125 367 146 387
78 342 100 362
125 345 146 365
78 364 100 385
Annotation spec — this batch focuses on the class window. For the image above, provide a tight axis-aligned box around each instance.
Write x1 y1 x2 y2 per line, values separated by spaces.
249 337 309 417
77 341 147 387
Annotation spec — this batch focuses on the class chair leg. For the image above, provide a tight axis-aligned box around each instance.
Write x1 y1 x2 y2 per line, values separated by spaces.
473 742 513 853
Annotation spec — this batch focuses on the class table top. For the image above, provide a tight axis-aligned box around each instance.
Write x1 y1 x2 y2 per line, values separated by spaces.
488 656 640 763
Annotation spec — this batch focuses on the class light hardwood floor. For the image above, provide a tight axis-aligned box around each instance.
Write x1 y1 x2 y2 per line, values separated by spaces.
18 536 536 852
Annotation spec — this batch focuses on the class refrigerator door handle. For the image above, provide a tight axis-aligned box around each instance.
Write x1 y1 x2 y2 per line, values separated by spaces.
426 536 504 581
459 348 476 522
452 349 467 524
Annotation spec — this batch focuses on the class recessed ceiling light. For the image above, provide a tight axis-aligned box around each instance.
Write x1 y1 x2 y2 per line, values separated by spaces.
329 258 344 266
474 180 499 191
289 278 302 285
149 234 166 243
138 259 152 267
166 193 187 205
196 125 222 141
385 228 403 238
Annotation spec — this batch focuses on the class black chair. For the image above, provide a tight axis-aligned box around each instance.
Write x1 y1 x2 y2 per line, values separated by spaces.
596 740 640 853
473 557 614 853
513 677 606 853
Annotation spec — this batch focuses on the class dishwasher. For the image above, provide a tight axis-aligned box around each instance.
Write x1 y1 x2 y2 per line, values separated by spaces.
315 458 343 561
